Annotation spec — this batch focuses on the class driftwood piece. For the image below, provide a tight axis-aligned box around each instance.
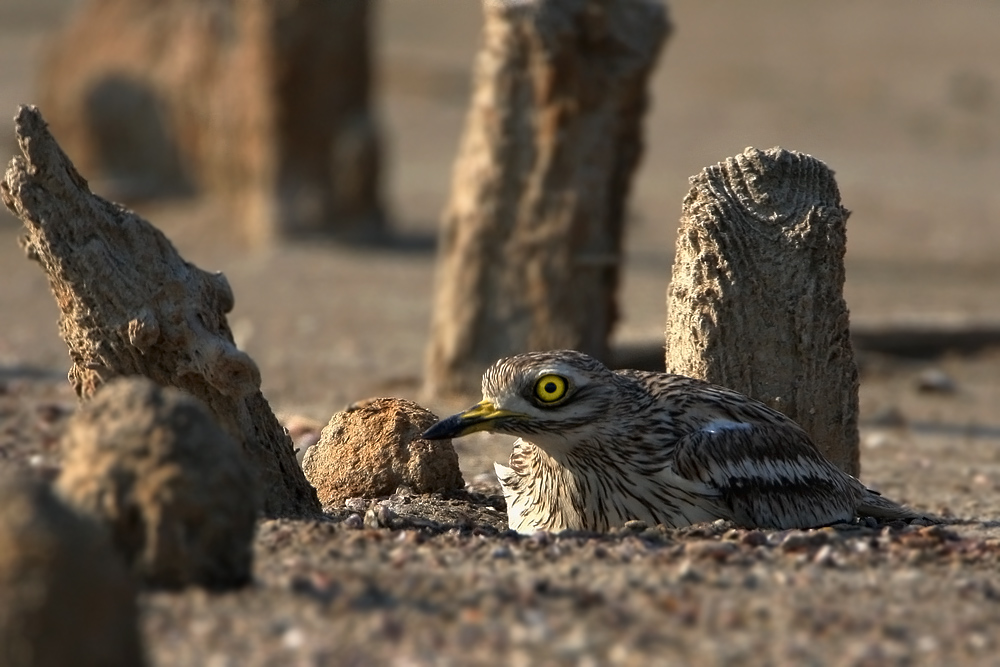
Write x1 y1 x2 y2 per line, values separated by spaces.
1 105 320 517
39 0 383 243
425 0 670 397
666 147 860 476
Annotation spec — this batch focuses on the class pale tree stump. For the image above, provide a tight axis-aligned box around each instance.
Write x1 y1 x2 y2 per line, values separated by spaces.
666 147 860 476
425 0 671 397
1 106 321 517
39 0 383 243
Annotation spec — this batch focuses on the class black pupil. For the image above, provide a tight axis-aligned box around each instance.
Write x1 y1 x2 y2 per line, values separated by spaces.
544 381 557 394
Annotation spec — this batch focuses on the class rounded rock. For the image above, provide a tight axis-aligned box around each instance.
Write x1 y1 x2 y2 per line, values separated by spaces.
56 377 259 590
0 475 143 667
302 398 464 507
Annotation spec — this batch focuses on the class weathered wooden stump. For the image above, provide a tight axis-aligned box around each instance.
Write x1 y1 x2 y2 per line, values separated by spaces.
425 0 670 397
666 146 860 476
39 0 384 243
1 105 321 517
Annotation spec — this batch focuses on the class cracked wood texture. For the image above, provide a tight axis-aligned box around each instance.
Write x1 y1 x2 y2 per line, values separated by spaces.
425 0 670 397
666 147 860 476
1 106 320 517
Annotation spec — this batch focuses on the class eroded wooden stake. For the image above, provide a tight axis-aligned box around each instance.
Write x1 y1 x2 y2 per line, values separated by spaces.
425 0 670 397
1 105 320 517
666 146 860 476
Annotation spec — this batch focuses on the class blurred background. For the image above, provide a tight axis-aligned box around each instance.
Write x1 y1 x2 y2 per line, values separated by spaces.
2 1 999 474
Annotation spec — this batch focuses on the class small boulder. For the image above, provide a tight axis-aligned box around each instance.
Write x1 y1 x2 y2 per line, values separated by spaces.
56 377 259 590
0 475 143 667
302 398 464 507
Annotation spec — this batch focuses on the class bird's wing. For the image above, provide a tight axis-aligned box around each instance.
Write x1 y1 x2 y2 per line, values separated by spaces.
671 419 864 529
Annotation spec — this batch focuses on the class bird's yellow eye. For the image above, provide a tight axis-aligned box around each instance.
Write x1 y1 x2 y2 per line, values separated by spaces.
534 374 568 403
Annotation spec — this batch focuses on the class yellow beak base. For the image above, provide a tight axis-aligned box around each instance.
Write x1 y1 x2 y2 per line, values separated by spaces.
421 401 524 439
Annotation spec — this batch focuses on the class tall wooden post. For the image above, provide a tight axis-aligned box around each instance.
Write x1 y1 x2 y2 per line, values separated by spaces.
425 0 670 397
666 147 860 476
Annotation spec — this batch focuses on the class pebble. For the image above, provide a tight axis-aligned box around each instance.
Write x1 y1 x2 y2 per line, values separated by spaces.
281 627 305 649
867 405 907 427
741 531 768 547
971 473 991 487
676 559 703 583
364 503 397 529
915 368 957 394
917 524 957 541
685 540 738 560
344 498 368 512
851 540 871 554
812 544 838 567
779 530 829 551
529 531 553 547
392 485 415 500
863 431 892 449
491 546 514 559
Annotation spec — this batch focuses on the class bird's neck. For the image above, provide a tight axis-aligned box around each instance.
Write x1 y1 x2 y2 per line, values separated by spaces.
522 430 580 462
504 438 623 533
503 441 589 533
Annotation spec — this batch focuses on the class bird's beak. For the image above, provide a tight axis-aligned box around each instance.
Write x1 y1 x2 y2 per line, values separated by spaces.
422 400 524 440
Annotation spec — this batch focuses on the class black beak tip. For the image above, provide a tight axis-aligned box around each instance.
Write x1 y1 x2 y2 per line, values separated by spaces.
422 414 463 440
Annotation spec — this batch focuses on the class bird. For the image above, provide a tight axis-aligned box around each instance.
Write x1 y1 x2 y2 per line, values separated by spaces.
422 349 924 534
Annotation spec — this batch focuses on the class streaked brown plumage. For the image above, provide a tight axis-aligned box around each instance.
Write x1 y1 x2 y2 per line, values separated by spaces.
424 350 923 534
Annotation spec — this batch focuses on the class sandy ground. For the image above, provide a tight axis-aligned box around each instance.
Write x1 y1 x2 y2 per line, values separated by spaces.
2 1 1000 665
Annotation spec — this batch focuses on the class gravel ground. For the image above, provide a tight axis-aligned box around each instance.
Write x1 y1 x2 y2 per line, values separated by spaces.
3 1 1000 665
3 366 1000 666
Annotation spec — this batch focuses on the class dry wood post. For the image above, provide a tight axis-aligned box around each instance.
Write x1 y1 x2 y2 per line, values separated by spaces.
39 0 383 243
425 0 670 397
666 146 860 476
1 106 321 517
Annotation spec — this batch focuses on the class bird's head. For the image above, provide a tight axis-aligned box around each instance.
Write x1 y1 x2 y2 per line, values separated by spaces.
423 350 623 451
